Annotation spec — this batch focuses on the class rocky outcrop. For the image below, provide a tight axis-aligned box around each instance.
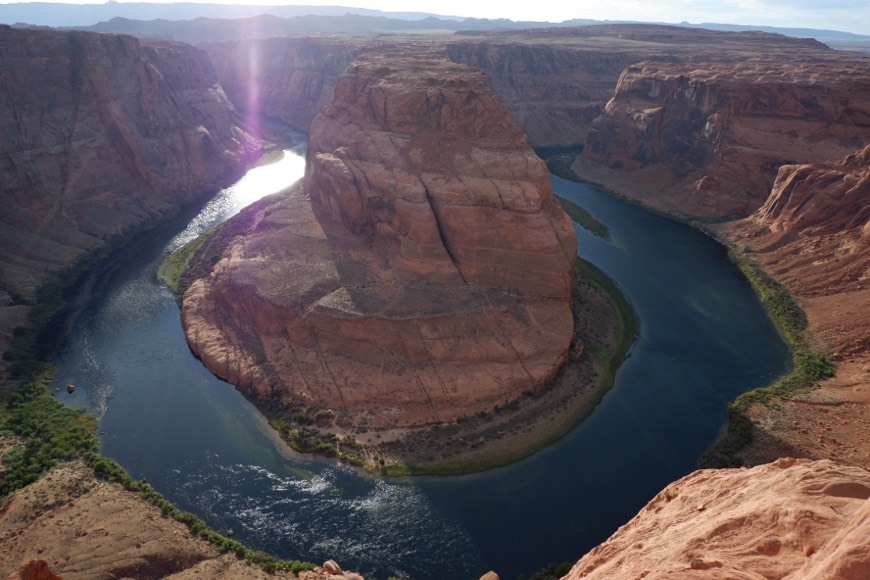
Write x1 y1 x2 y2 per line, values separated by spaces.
299 560 364 580
0 26 258 373
718 146 870 470
754 145 870 242
564 458 870 579
583 53 870 218
201 37 357 133
5 560 61 580
179 48 576 434
445 42 637 148
0 460 365 579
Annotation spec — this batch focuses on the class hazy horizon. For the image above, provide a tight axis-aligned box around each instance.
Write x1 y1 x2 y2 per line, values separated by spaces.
0 0 867 36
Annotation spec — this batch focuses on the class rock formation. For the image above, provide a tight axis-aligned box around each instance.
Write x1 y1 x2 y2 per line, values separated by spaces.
0 26 258 377
444 40 637 148
201 37 357 133
5 560 61 580
718 146 870 469
563 458 870 579
582 51 870 218
178 48 576 433
0 461 290 579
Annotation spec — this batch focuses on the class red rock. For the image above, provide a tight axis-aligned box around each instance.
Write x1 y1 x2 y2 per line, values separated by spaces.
583 53 870 218
6 560 61 580
179 48 576 433
0 26 258 373
322 560 341 574
563 459 870 580
715 146 870 470
202 37 357 134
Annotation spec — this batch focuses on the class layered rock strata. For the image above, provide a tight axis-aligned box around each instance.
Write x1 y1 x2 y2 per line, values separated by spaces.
719 146 870 469
0 26 257 374
179 49 576 431
444 41 638 148
201 37 357 134
583 53 870 218
564 458 870 579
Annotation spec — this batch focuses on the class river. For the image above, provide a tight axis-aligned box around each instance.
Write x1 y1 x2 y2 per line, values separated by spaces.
53 145 791 579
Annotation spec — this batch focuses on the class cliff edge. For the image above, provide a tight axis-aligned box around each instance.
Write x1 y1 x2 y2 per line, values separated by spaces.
0 26 258 384
177 48 576 458
564 458 870 579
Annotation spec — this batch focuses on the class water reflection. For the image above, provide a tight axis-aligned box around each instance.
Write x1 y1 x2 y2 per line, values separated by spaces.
168 148 306 253
53 151 790 579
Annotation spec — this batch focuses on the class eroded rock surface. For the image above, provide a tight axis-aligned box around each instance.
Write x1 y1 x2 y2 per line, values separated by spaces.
719 146 870 469
582 50 870 218
0 26 258 377
564 458 870 580
202 37 357 133
179 48 576 433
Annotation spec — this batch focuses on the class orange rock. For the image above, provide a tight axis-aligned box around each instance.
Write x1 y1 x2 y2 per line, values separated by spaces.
584 53 870 219
180 48 576 433
6 560 61 580
564 459 870 580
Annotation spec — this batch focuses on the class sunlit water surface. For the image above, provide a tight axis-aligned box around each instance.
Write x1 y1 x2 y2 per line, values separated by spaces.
54 147 790 578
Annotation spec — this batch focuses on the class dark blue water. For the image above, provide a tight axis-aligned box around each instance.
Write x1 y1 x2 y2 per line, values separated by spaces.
53 158 790 579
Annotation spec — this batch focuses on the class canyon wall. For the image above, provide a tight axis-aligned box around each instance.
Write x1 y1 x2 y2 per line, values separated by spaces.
444 41 636 147
718 145 870 470
201 37 357 133
582 54 870 218
178 47 576 436
0 26 258 375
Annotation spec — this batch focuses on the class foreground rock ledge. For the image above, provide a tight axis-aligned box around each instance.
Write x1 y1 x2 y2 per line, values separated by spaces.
564 458 870 580
179 49 577 435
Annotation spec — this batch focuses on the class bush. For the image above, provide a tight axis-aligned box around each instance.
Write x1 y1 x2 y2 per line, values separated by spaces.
701 248 836 468
0 367 100 496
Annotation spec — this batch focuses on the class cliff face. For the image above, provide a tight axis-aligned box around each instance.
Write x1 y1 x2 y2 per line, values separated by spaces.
201 37 357 133
583 56 870 218
444 42 636 148
179 48 576 434
564 458 870 579
718 146 870 470
0 26 257 367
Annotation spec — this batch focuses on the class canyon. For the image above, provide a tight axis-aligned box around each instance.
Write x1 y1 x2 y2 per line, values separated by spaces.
0 25 259 387
176 46 578 467
1 20 868 580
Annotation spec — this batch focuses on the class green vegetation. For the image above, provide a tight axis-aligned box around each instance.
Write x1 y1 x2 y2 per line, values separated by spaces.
269 416 366 468
558 197 610 239
575 257 636 375
701 247 835 468
0 366 315 573
0 366 99 495
156 229 215 294
519 561 574 580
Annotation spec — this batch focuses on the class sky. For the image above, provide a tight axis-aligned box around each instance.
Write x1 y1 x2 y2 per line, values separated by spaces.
0 0 867 35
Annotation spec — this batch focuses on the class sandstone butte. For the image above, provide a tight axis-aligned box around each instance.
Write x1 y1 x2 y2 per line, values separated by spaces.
178 47 577 436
